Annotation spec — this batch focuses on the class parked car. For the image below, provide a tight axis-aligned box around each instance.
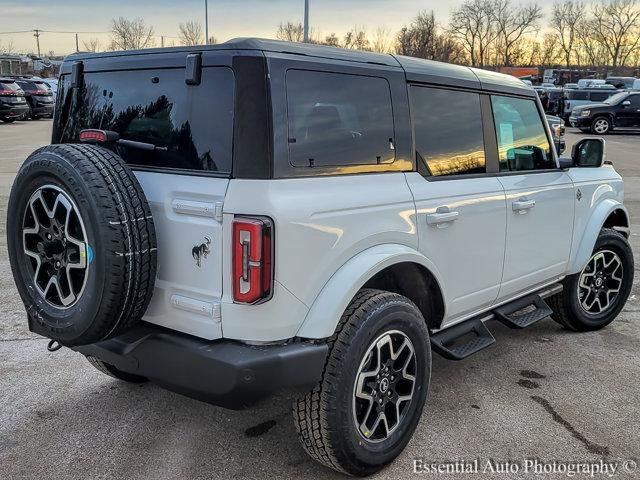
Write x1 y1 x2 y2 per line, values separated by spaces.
0 78 30 123
6 39 633 476
546 114 566 153
11 76 54 119
577 78 606 88
41 78 59 100
570 91 640 134
564 86 620 123
605 76 637 89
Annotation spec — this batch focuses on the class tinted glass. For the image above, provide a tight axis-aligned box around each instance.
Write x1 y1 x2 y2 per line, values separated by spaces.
0 81 21 91
567 91 589 100
590 92 611 102
286 70 395 168
491 96 554 172
58 67 234 173
411 86 485 176
628 95 640 107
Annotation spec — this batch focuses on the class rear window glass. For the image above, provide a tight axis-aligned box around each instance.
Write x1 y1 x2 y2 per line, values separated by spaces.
58 67 234 174
285 70 395 168
0 81 21 91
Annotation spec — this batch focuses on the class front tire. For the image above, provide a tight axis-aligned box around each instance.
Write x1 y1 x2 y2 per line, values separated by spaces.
549 228 633 331
293 289 431 476
591 116 611 135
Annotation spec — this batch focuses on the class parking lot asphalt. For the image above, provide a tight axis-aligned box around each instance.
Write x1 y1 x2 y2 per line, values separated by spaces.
0 120 639 479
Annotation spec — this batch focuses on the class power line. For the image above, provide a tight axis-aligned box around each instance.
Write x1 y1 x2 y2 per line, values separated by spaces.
0 30 33 35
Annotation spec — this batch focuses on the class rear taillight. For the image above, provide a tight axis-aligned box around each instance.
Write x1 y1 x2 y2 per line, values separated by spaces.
232 217 273 304
79 129 119 143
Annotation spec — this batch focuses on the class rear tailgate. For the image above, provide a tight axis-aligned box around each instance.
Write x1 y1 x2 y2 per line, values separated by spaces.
54 54 235 339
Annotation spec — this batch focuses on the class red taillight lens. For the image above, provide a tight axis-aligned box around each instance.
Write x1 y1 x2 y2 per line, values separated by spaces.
232 217 273 304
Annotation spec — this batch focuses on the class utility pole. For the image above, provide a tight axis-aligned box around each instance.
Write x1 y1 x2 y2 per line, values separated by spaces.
75 33 79 53
33 29 41 57
161 36 165 48
205 0 209 45
303 0 310 43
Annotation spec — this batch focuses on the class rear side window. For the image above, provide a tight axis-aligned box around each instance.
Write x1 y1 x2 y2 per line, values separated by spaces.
285 70 395 168
410 86 485 177
567 91 589 101
590 92 611 102
491 96 554 172
59 67 234 174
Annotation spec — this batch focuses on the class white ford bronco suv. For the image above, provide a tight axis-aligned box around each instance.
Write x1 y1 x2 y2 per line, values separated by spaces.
7 39 633 475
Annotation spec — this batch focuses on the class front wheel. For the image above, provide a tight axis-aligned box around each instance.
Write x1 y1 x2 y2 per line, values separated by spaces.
549 228 633 331
293 289 431 476
591 116 611 134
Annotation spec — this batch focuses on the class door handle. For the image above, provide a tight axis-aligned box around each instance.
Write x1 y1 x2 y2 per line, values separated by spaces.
512 198 536 213
427 207 459 227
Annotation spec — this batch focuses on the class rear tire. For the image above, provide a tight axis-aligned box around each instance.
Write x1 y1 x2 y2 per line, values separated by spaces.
85 356 148 383
549 228 633 331
293 289 431 475
1 118 16 123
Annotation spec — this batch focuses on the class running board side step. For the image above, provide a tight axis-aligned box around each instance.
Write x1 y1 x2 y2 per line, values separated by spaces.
430 283 562 361
430 315 496 361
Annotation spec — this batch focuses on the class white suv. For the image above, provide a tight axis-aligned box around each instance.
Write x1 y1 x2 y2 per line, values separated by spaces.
7 39 633 475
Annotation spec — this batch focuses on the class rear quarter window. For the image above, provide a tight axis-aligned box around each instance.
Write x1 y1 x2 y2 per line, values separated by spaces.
285 70 395 168
57 67 234 174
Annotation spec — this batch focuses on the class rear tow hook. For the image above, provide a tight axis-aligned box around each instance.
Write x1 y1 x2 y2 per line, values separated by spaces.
47 340 63 352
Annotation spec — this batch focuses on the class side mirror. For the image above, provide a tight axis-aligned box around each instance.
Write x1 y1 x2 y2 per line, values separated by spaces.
572 138 605 167
622 100 631 106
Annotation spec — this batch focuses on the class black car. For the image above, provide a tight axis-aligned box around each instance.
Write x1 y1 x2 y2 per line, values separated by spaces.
11 77 55 119
0 78 30 123
570 91 640 134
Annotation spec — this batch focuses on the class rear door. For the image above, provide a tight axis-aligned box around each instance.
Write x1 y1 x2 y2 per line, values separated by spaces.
57 64 235 339
406 85 507 324
489 95 574 300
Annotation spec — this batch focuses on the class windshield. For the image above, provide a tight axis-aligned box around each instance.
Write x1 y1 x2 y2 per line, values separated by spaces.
604 92 628 105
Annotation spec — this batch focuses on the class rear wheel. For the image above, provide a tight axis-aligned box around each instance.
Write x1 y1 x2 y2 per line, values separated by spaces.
1 118 16 123
85 356 147 383
293 289 431 475
549 228 633 331
591 116 611 134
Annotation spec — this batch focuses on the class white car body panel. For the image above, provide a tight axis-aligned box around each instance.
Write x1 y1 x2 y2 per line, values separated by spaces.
134 171 228 340
405 173 507 324
496 171 575 299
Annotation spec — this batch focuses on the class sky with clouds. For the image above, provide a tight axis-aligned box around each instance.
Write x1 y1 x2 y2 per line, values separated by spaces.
1 0 557 55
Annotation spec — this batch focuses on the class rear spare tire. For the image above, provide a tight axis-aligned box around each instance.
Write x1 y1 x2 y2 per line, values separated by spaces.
7 144 157 346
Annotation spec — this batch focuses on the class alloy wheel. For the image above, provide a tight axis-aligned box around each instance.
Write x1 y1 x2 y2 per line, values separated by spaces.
352 330 417 443
593 119 609 134
577 249 623 315
22 185 89 308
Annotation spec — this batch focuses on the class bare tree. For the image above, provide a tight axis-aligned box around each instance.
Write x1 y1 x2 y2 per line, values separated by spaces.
450 0 500 67
372 26 391 53
323 33 340 47
208 36 218 45
179 20 204 46
493 0 543 66
276 21 304 42
550 1 586 67
343 26 371 50
110 17 155 50
82 38 101 53
0 39 15 54
591 0 640 66
396 11 466 63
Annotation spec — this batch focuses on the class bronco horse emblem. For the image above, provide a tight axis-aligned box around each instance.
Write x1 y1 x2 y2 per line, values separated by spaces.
192 236 211 267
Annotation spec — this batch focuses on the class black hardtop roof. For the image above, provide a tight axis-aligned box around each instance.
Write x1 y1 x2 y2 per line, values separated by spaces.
63 37 534 97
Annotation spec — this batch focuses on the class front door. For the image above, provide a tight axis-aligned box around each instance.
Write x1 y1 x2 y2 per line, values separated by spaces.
616 94 640 127
489 94 574 301
406 85 506 325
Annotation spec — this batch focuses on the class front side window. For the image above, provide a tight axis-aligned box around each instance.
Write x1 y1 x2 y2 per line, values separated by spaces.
590 92 611 102
286 70 395 168
410 86 485 177
491 96 554 172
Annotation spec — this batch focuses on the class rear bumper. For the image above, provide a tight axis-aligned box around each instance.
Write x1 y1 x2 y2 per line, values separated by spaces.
0 104 29 119
72 324 328 410
30 104 54 117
